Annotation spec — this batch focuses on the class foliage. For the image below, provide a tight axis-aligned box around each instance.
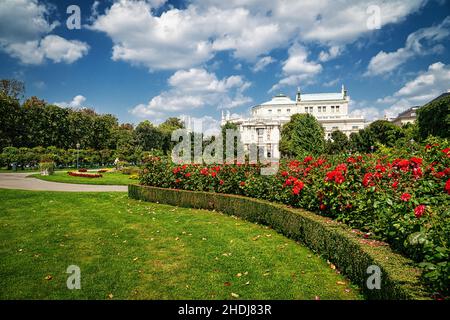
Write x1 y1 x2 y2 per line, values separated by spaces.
280 113 325 157
417 94 450 140
38 161 55 175
139 140 450 298
326 130 350 154
130 184 429 300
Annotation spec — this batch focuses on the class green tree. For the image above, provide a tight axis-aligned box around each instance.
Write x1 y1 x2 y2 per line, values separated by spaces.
367 120 405 147
0 79 25 101
0 95 22 149
159 117 184 154
280 113 325 157
326 130 349 154
134 120 164 152
417 94 450 140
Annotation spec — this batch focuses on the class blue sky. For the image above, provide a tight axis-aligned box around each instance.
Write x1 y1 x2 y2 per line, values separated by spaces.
1 0 449 133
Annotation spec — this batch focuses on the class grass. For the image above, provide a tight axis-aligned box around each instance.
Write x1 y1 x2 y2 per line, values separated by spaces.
31 170 133 185
0 189 362 300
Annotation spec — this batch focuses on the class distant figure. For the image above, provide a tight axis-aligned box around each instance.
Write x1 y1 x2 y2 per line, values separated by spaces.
114 158 120 170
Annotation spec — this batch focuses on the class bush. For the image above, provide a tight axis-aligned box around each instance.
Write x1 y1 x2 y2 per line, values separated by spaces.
78 168 88 172
129 184 430 300
139 141 450 298
39 161 54 175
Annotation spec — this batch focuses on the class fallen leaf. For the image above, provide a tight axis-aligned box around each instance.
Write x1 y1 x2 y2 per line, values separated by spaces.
245 281 250 285
336 281 346 285
224 282 231 286
344 288 351 293
133 257 139 262
175 237 180 241
44 275 52 280
330 264 336 270
236 273 242 277
314 296 320 300
108 293 114 299
231 293 239 298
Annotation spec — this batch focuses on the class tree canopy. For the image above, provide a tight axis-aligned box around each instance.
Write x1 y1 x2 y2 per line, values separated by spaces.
280 113 325 157
417 94 450 140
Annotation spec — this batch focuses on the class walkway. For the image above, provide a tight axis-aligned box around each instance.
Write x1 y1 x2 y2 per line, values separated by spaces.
0 172 127 192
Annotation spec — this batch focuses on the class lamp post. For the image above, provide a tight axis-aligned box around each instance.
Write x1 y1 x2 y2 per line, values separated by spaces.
76 143 80 169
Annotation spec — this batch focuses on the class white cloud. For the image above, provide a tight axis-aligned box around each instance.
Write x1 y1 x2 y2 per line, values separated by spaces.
0 0 58 43
55 95 87 108
90 0 428 71
4 35 89 65
130 68 252 118
0 0 89 65
318 46 342 62
366 62 450 119
181 115 222 136
366 16 450 76
270 44 322 92
252 56 276 72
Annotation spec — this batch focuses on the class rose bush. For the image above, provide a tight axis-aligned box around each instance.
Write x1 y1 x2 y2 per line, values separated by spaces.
140 143 450 298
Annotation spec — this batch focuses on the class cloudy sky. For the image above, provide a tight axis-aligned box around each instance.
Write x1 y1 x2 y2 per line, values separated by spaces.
1 0 449 131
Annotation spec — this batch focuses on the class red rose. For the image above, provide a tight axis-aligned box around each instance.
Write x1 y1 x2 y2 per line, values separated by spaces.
400 193 411 202
281 171 289 177
319 204 326 211
240 181 245 187
414 205 426 218
219 180 224 185
392 181 399 189
185 173 191 178
303 156 313 164
445 178 450 195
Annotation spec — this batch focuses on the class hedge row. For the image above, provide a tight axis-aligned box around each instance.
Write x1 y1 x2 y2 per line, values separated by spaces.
129 184 430 300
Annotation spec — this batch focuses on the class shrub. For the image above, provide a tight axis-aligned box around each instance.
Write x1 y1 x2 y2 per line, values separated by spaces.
78 168 88 172
129 185 430 300
139 141 450 298
39 161 54 175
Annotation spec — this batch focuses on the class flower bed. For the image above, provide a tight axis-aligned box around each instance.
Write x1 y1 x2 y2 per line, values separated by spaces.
78 168 88 172
139 144 450 298
68 171 102 178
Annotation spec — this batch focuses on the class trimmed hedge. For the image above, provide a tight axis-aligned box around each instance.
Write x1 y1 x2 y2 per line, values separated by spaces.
129 184 431 300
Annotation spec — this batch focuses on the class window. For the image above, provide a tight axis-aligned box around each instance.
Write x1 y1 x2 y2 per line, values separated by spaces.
277 109 281 113
332 126 338 130
323 106 326 112
268 109 272 113
336 106 340 112
331 106 335 112
287 109 291 113
318 106 322 112
352 126 359 130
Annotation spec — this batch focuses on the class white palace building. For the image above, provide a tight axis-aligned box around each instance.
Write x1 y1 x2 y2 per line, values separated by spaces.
221 86 366 159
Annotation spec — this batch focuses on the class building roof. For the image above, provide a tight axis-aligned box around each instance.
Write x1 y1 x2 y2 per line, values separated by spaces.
300 92 344 101
396 106 419 118
260 94 296 106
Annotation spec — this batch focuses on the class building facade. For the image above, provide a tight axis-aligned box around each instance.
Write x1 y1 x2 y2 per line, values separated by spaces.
221 86 366 159
391 106 419 126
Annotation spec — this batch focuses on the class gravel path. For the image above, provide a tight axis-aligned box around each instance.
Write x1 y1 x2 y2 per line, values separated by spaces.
0 172 127 192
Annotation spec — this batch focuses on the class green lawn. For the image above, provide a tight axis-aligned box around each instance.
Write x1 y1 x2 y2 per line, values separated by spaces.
0 189 362 300
31 170 133 185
